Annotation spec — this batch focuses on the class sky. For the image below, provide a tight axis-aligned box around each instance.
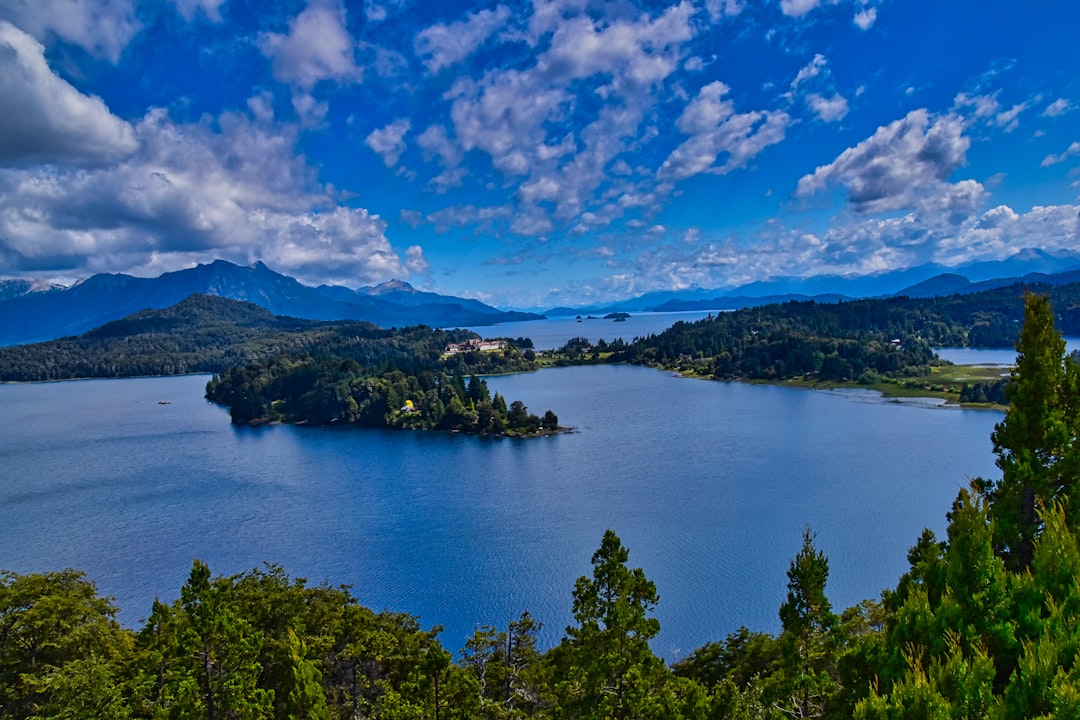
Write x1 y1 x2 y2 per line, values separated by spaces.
0 0 1078 309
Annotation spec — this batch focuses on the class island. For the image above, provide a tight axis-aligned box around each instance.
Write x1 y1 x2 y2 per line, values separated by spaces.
604 312 631 321
206 359 566 437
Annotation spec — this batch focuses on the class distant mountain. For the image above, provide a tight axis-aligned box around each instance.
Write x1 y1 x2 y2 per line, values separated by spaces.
538 248 1080 314
895 268 1080 299
649 293 853 313
0 260 542 346
0 294 489 382
0 278 64 302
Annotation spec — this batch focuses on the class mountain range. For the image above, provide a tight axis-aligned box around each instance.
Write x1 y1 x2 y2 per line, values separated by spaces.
3 248 1079 347
0 260 541 347
539 248 1080 315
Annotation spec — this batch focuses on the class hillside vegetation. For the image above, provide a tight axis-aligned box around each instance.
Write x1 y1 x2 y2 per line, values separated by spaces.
3 293 1080 718
0 294 525 383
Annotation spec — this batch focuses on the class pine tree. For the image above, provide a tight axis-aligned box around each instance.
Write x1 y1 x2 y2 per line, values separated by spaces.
553 530 671 720
984 293 1080 571
770 527 838 719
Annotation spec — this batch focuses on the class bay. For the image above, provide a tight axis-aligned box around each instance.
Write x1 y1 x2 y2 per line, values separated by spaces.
936 337 1080 366
462 311 716 350
0 366 1000 659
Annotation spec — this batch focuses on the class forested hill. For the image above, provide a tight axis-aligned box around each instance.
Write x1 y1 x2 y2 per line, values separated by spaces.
6 295 1080 718
0 294 519 382
609 280 1080 382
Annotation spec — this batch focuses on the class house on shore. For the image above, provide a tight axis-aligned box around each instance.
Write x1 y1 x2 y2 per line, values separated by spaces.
444 339 508 355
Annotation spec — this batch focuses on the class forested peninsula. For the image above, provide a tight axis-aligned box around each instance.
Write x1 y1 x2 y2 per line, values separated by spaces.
5 293 1080 718
4 280 1080 418
539 281 1080 405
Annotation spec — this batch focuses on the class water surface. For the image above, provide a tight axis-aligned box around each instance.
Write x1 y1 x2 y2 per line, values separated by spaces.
0 367 1000 658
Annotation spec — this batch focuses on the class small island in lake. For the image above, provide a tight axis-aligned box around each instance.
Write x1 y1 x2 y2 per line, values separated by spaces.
206 359 568 437
604 312 631 321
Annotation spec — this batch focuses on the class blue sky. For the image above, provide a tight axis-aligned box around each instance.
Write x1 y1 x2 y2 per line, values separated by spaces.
0 0 1077 308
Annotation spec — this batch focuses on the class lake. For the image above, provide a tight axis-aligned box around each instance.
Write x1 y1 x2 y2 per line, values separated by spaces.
463 311 716 349
0 365 1001 659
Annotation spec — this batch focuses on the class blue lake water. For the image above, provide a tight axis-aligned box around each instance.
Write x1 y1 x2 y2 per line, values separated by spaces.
463 311 716 349
0 366 1001 659
935 338 1080 366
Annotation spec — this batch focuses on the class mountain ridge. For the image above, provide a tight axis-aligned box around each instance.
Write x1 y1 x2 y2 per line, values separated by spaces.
0 260 542 346
536 248 1080 315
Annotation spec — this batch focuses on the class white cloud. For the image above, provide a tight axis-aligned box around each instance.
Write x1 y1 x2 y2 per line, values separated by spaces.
365 118 411 167
796 109 974 215
415 5 511 72
994 101 1028 133
806 92 848 122
364 0 406 23
405 245 430 276
169 0 227 22
259 0 361 89
1041 142 1080 168
853 6 876 29
791 54 827 90
0 0 140 63
657 81 790 181
954 91 999 119
705 0 743 21
781 0 821 18
0 21 138 167
1043 98 1073 117
0 108 411 285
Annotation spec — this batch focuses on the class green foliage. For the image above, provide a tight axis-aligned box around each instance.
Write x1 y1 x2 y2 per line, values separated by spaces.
205 358 559 437
605 282 1080 384
550 530 675 719
0 294 535 382
0 570 132 718
983 293 1080 571
8 291 1080 719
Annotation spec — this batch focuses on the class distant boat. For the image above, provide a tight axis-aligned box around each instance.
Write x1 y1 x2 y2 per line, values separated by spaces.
158 400 172 405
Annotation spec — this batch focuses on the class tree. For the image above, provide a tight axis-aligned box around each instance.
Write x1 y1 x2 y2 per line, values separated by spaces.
984 293 1080 571
770 528 839 719
541 410 559 431
0 570 132 718
135 560 273 720
552 530 672 719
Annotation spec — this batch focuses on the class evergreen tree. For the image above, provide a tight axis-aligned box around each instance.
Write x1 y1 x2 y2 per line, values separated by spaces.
552 530 671 720
984 293 1080 571
769 527 838 719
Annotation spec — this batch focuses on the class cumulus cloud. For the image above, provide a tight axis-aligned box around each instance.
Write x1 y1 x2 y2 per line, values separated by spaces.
0 0 140 63
365 118 411 167
1042 142 1080 167
781 0 821 18
1043 98 1073 117
796 109 976 215
405 245 430 276
433 0 699 232
791 53 827 90
993 101 1028 133
169 0 227 22
364 0 406 23
954 91 999 119
259 0 360 89
853 7 876 29
415 5 510 72
0 21 138 166
657 81 790 181
806 92 849 122
0 108 411 285
705 0 743 21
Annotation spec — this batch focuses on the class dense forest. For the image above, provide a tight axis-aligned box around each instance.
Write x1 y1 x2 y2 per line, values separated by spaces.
205 359 560 435
4 293 1080 718
603 281 1080 384
0 295 536 383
